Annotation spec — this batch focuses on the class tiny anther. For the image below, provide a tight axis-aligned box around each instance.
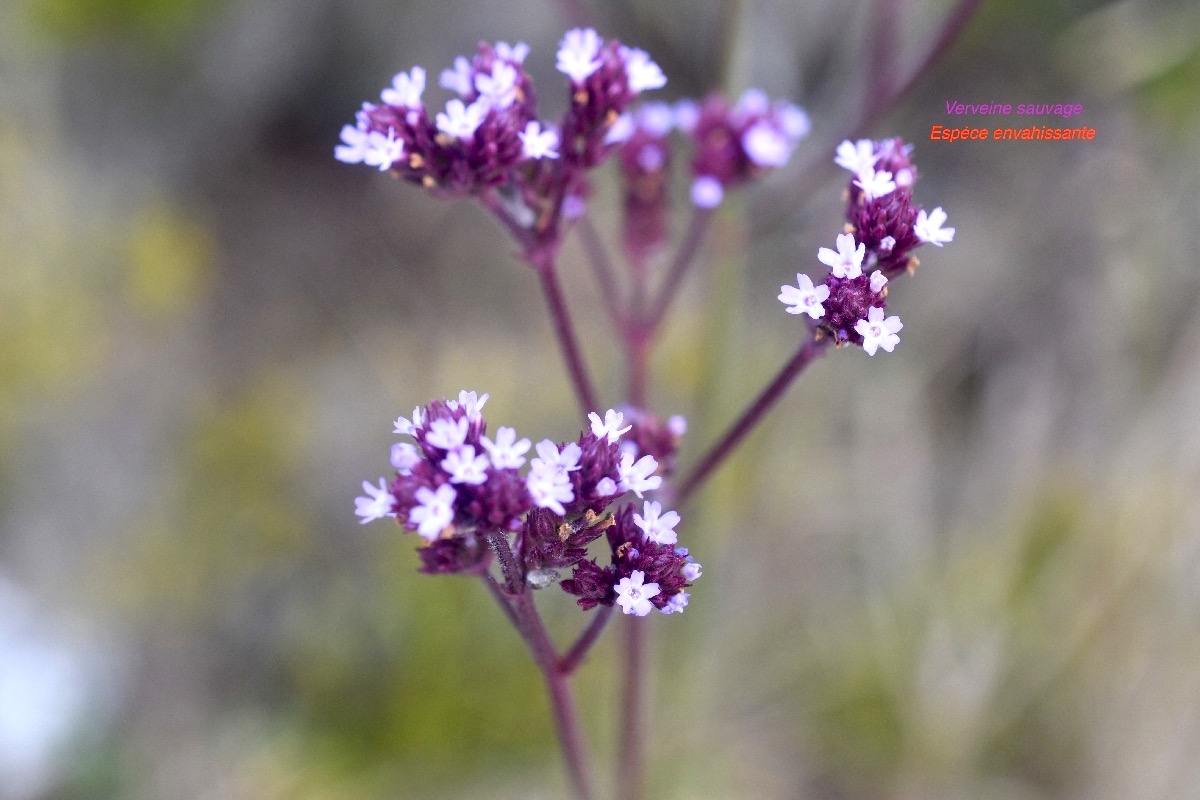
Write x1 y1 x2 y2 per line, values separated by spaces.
435 133 453 147
422 175 437 188
843 222 855 234
615 541 633 559
574 89 589 105
907 257 920 275
439 524 457 539
558 522 573 542
408 153 424 169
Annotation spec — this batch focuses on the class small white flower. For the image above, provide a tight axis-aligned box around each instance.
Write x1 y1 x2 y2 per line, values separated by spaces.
604 112 635 145
355 478 395 524
854 306 903 356
894 167 914 188
619 46 666 92
335 125 370 164
854 167 896 200
914 206 955 247
409 484 456 540
442 445 490 485
381 66 426 108
615 570 661 616
424 416 469 451
495 41 529 63
818 233 866 279
436 98 488 140
557 27 604 82
526 463 574 515
474 62 518 110
480 426 531 469
362 129 404 172
682 561 702 581
519 121 560 159
690 176 724 209
879 235 896 253
589 409 632 443
659 591 689 614
595 477 618 496
834 138 878 174
618 451 661 498
633 500 680 545
390 442 421 474
439 56 474 96
449 390 489 421
394 406 424 436
778 273 830 319
869 270 888 293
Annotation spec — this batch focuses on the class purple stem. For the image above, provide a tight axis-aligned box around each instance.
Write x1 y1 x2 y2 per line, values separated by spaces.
481 538 596 800
677 334 830 504
616 618 647 800
559 604 615 674
642 206 714 334
536 261 600 416
576 215 626 330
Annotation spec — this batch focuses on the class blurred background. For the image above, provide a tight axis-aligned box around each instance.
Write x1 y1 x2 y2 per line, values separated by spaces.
3 0 1200 797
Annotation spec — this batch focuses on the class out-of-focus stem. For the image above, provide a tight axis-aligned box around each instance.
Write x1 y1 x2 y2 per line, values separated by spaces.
482 577 596 800
559 604 615 674
677 334 829 504
642 206 714 335
536 260 600 416
576 216 625 330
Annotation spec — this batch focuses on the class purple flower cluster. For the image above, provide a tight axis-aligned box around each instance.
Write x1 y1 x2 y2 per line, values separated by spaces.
778 137 955 355
335 31 665 203
680 89 811 209
355 391 699 615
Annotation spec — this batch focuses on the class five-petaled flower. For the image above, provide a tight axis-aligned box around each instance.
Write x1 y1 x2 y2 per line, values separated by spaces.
615 570 661 616
409 484 457 540
818 233 866 279
855 306 903 356
914 206 955 246
779 273 830 319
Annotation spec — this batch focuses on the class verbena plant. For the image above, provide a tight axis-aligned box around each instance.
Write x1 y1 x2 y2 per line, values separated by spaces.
340 24 957 800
